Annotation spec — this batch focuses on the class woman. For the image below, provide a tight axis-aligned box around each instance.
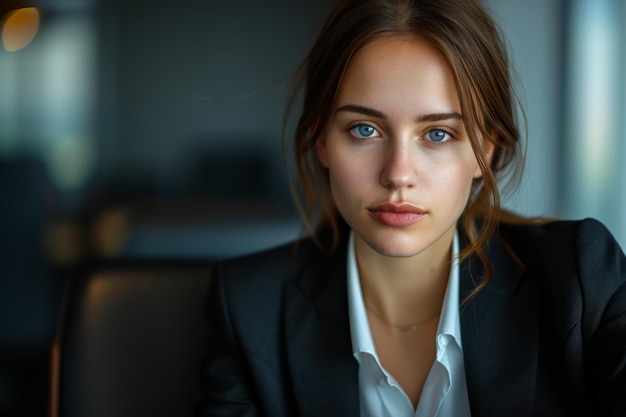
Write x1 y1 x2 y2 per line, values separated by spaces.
197 0 626 416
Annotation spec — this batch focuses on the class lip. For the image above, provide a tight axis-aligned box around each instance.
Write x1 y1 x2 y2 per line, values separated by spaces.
368 202 426 227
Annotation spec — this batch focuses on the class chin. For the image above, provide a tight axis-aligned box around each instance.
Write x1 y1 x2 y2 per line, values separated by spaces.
377 246 428 258
364 234 432 258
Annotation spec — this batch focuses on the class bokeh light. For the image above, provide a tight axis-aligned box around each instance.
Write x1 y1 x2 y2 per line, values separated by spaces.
2 7 40 52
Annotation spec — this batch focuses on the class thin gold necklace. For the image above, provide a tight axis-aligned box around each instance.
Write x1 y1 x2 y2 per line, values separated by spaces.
365 306 439 332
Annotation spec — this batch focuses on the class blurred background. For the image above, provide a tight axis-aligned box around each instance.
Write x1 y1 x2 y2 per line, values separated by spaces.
0 0 624 415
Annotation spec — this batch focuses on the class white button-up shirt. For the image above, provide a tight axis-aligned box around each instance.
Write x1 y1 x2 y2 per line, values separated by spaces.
347 232 471 417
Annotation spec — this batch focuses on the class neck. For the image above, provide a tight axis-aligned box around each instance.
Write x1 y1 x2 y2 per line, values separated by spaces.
355 228 454 327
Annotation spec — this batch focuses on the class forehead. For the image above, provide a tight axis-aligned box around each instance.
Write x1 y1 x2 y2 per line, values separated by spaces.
335 36 461 115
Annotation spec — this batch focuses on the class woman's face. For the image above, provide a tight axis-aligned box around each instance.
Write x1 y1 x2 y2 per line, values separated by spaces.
316 36 493 258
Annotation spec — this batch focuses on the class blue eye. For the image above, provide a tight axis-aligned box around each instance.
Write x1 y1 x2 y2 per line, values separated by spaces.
426 129 451 143
350 124 379 139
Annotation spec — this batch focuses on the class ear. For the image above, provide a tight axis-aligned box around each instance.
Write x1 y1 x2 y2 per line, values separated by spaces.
473 136 496 178
315 135 329 168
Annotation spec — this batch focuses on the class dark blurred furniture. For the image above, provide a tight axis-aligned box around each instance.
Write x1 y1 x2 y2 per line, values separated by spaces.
0 158 58 417
52 261 213 417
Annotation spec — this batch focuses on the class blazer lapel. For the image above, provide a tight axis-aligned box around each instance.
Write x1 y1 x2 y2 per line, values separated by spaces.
281 228 541 416
460 233 540 416
283 240 359 417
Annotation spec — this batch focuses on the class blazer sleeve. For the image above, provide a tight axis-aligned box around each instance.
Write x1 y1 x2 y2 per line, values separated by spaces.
577 219 626 416
196 263 261 417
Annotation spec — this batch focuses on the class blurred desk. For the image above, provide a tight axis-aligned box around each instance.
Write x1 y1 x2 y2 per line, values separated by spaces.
126 218 301 260
86 197 302 261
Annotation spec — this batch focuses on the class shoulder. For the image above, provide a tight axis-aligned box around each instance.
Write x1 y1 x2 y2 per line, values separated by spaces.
211 236 345 308
498 218 621 262
499 218 625 328
498 217 623 266
499 217 606 243
207 235 348 351
498 217 625 276
213 237 318 293
205 238 319 344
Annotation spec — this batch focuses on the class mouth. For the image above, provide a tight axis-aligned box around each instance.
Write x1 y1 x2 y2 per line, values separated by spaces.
368 202 427 227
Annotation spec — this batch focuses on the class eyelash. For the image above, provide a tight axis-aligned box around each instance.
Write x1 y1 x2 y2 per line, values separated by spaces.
347 123 456 145
348 123 381 140
424 127 455 145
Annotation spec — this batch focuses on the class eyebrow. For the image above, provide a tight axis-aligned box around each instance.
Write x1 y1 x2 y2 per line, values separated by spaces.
335 104 463 123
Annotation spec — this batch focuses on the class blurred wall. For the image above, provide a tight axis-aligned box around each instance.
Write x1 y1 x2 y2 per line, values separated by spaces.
97 0 336 201
485 0 625 248
87 0 340 259
483 0 562 216
560 0 626 247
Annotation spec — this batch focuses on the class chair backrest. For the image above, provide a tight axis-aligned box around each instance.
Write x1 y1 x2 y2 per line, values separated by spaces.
54 261 213 417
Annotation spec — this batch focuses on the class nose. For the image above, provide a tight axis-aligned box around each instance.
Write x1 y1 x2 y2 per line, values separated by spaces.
380 139 418 190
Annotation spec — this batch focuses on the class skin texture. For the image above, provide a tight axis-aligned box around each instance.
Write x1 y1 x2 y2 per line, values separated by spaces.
315 35 494 406
316 35 491 264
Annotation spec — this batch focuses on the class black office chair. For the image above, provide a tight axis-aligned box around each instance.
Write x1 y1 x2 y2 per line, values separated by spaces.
52 261 214 417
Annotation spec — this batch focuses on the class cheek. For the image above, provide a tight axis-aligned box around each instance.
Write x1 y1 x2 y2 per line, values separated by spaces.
325 143 371 185
325 150 376 210
435 170 472 193
452 145 481 182
428 145 478 179
432 157 479 203
327 158 367 198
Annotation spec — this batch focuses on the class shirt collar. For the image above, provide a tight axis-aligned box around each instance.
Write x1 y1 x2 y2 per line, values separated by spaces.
437 232 462 351
347 232 377 356
347 231 463 357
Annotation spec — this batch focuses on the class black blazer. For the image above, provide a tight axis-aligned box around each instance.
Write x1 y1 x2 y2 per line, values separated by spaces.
197 219 626 417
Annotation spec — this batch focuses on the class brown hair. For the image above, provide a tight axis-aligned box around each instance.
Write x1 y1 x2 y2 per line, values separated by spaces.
285 0 527 293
